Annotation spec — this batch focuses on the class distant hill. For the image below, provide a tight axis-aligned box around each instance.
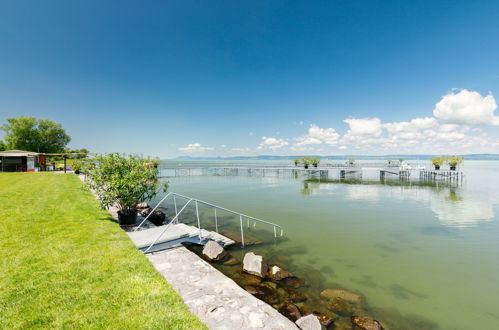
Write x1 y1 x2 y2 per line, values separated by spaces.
174 154 499 160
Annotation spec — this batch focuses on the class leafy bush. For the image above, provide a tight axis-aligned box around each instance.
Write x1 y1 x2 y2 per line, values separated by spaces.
310 157 320 166
447 155 464 167
84 153 167 215
431 157 444 166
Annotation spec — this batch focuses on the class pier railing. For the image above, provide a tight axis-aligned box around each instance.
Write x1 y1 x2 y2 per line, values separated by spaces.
135 192 284 252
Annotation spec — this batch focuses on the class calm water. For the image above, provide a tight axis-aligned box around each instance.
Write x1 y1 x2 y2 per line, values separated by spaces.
157 160 499 329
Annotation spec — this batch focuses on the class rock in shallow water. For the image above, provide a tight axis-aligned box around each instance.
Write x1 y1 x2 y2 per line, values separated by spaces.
320 288 363 305
242 283 279 304
278 302 302 321
327 297 356 316
295 314 326 330
351 315 384 330
312 312 337 327
202 241 227 261
268 265 293 280
242 252 268 277
138 208 166 226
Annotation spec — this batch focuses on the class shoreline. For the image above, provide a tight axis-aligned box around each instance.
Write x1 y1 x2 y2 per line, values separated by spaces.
78 175 298 329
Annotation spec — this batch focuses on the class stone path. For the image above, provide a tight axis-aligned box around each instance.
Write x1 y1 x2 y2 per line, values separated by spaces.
78 174 297 329
147 247 299 330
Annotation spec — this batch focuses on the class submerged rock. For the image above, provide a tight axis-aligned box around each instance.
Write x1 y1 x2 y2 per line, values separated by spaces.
326 297 355 316
295 314 326 330
268 265 293 280
333 316 354 330
222 257 240 266
242 283 279 304
351 315 384 330
139 208 166 226
243 252 268 277
312 312 337 327
286 289 307 303
278 302 302 321
281 276 307 289
320 289 363 305
202 241 227 261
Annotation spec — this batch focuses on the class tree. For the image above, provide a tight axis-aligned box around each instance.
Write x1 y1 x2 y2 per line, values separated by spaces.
0 140 5 151
0 116 71 153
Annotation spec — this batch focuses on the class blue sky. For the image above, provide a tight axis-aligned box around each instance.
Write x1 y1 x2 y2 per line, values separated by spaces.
1 1 498 157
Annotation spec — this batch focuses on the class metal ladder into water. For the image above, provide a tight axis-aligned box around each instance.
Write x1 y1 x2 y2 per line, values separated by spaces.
127 192 284 253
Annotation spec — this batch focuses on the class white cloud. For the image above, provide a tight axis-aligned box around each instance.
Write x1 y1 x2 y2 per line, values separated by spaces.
178 143 214 152
433 89 499 126
294 124 340 146
227 89 499 156
344 117 383 136
257 137 289 150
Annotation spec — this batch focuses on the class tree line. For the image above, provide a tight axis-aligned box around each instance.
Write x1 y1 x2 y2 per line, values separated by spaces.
0 116 88 156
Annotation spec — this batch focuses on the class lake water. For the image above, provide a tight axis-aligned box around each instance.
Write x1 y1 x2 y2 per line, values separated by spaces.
156 160 499 329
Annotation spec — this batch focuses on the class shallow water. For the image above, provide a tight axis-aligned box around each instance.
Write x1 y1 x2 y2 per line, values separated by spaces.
156 160 499 329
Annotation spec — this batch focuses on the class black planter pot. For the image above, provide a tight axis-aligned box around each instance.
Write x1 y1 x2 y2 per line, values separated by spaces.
118 211 138 226
304 165 309 169
74 170 80 175
434 165 440 170
450 166 456 171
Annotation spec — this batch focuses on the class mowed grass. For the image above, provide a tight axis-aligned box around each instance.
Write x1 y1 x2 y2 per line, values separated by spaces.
0 173 206 329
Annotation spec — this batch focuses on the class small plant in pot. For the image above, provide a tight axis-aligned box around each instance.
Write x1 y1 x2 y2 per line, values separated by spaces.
85 153 167 226
347 158 355 166
447 155 463 171
293 158 301 166
310 157 320 168
431 157 444 170
302 157 311 169
72 159 83 175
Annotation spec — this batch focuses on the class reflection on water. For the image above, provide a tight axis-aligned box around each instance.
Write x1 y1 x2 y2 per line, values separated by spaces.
160 160 499 330
302 178 497 228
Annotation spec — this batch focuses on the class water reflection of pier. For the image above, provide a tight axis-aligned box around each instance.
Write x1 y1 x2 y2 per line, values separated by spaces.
159 166 463 184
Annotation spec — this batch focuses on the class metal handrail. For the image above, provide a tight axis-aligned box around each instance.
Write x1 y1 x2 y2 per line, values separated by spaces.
137 191 284 252
142 198 193 253
170 192 284 232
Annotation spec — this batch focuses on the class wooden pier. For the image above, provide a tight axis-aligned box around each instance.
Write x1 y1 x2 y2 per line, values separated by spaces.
159 166 464 184
419 169 463 183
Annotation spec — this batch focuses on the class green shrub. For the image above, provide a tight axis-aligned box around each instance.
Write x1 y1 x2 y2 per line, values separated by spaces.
84 153 167 214
431 157 444 166
447 155 464 167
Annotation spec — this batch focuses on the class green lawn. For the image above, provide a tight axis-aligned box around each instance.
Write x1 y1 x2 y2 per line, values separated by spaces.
0 173 206 329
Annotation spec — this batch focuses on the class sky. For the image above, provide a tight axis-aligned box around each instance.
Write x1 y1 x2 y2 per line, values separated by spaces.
1 0 499 158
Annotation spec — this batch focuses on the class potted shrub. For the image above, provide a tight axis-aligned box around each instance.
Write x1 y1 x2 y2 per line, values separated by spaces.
431 157 444 170
85 153 167 226
302 157 311 169
293 158 301 166
310 157 320 168
72 159 83 175
447 155 463 171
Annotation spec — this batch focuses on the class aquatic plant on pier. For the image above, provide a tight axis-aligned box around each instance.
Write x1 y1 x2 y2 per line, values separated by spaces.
431 156 444 170
447 155 464 170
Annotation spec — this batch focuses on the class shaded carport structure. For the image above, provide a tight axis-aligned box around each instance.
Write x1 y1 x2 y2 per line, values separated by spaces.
0 150 40 172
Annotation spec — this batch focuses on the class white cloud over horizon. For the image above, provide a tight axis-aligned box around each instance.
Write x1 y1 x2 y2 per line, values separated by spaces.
178 143 214 152
257 137 289 150
176 89 499 156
